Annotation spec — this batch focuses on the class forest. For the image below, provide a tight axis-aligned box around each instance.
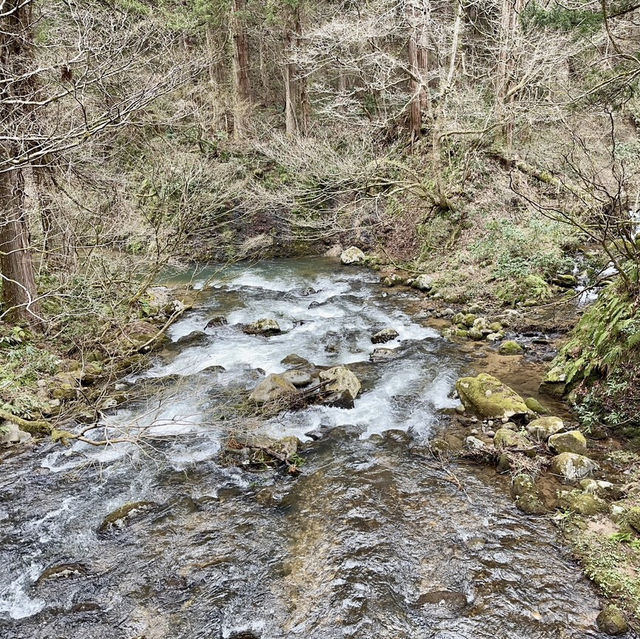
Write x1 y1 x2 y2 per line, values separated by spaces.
1 0 640 637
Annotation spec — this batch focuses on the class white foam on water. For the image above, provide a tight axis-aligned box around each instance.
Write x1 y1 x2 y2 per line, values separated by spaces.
0 561 45 620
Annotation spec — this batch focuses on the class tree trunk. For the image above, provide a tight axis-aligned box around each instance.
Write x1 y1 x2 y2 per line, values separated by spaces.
408 31 422 145
0 164 41 324
230 0 251 137
0 2 41 325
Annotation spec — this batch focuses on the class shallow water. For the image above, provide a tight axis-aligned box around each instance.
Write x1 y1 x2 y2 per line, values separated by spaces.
0 258 606 638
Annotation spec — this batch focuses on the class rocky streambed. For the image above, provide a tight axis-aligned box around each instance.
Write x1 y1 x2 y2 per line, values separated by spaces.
0 258 618 638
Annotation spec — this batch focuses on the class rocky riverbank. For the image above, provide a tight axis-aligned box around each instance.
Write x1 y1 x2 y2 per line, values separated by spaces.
334 245 638 636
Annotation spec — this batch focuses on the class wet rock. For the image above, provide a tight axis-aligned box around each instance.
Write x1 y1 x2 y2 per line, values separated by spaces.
382 274 403 287
243 318 281 336
0 422 31 446
176 330 209 348
511 474 547 515
558 490 607 516
249 374 297 404
36 562 86 585
486 332 503 342
494 428 532 451
340 246 365 265
325 243 343 258
369 347 398 363
431 435 464 455
411 274 433 291
371 328 399 344
281 353 310 366
417 589 468 611
548 430 587 455
465 435 486 450
455 373 531 420
205 315 227 329
525 396 546 414
99 501 158 534
319 366 361 408
496 453 512 473
596 605 629 635
540 364 567 398
550 452 598 481
498 340 524 355
467 327 484 340
526 416 564 441
282 369 313 388
553 273 578 288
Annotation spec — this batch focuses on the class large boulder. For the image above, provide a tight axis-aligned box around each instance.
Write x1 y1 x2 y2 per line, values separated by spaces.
249 374 297 405
550 452 598 481
319 366 361 408
371 328 399 344
548 430 587 455
243 318 281 336
282 369 313 388
340 246 365 265
558 489 607 516
455 373 531 420
526 416 564 441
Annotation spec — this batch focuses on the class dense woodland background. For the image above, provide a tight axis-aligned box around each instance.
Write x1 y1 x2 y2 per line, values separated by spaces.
0 0 639 430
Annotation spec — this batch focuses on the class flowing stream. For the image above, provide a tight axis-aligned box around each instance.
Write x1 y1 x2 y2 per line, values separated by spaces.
0 258 606 638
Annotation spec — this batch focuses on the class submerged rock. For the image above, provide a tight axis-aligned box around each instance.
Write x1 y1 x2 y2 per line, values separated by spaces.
596 605 629 635
340 246 365 265
249 374 297 404
455 373 531 420
243 318 281 336
550 452 598 481
205 315 227 329
526 416 564 441
370 347 398 363
548 430 587 455
99 501 158 535
371 328 399 344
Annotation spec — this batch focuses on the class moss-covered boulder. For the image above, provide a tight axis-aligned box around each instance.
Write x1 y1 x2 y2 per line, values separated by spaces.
558 489 608 516
625 506 640 534
511 474 546 515
524 397 546 414
499 340 524 355
494 428 533 451
340 246 365 265
249 374 297 404
550 452 598 480
243 318 281 336
526 416 564 441
539 364 567 398
412 274 433 291
596 605 628 635
455 373 531 420
122 320 165 351
548 430 587 455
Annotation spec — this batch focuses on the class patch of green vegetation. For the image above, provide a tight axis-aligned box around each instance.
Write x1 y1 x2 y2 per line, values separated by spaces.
522 2 604 35
571 528 640 616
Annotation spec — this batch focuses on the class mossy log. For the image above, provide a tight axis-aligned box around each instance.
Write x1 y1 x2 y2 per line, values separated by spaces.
0 409 52 435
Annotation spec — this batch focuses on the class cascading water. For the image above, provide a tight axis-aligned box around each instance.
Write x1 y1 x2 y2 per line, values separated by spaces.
0 258 607 638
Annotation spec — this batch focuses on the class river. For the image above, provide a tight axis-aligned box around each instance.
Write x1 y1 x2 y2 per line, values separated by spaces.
0 258 606 638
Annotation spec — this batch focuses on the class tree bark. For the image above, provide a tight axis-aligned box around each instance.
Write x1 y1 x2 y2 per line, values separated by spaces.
0 1 42 325
230 0 251 137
